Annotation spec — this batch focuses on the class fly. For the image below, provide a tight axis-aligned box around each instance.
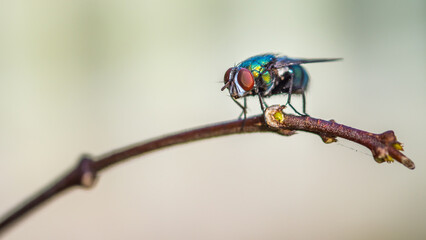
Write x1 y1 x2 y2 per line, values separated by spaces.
221 53 341 119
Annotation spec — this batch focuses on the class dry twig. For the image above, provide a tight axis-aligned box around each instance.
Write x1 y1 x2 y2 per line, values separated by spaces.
0 105 414 235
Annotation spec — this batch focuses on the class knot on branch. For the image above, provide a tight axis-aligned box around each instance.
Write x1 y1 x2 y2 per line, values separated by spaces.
318 119 338 144
263 105 295 136
372 147 393 164
77 155 98 188
264 105 287 128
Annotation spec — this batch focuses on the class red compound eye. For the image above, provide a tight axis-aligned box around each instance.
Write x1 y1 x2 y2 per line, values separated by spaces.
224 68 232 84
237 68 254 91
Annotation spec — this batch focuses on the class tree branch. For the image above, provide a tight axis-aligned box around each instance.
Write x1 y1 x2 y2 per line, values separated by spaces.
0 105 415 235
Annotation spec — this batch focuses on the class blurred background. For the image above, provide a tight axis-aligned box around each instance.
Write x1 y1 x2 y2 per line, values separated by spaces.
0 0 425 239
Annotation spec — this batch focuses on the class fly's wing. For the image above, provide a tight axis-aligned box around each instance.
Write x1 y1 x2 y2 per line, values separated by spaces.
273 56 342 68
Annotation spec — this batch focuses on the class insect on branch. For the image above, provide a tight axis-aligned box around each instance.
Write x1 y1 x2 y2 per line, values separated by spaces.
0 105 415 235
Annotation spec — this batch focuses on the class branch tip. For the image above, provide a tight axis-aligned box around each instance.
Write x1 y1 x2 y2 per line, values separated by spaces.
263 105 415 170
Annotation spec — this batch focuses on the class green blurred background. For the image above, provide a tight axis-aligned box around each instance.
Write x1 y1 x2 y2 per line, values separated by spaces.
1 0 425 239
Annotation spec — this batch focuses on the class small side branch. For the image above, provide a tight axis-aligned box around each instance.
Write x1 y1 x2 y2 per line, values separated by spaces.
0 106 415 235
264 105 415 169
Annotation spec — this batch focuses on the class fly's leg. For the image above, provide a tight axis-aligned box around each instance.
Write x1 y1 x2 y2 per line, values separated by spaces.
241 97 247 130
263 98 269 108
287 102 304 116
285 73 305 116
243 97 247 119
257 92 268 112
301 91 309 116
231 97 247 120
286 73 294 108
230 97 247 131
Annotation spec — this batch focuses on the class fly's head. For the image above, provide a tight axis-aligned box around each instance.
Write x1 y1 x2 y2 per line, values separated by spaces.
221 67 255 99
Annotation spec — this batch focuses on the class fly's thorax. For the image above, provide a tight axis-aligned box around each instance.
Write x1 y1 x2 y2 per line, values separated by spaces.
248 66 275 96
248 64 273 86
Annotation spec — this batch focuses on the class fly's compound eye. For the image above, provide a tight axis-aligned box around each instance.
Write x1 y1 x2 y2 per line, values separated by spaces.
237 68 254 91
224 68 233 84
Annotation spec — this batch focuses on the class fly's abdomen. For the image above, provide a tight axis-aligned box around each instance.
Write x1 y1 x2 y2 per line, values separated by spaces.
289 65 309 93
